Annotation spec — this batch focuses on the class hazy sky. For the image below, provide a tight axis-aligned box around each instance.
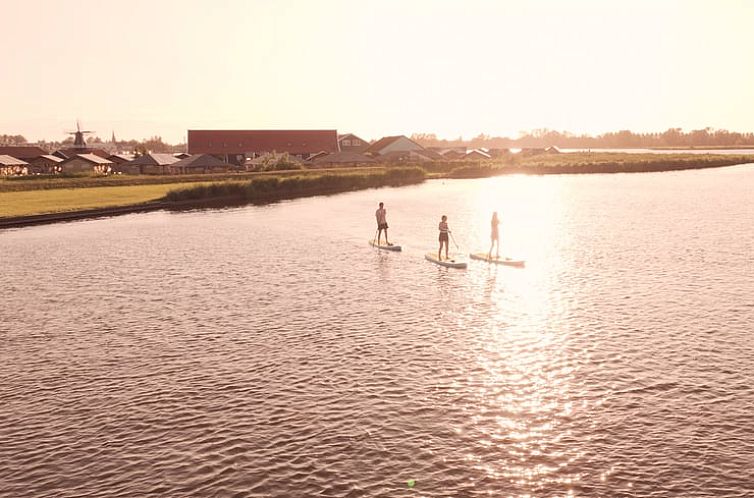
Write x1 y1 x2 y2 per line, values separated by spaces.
2 0 753 143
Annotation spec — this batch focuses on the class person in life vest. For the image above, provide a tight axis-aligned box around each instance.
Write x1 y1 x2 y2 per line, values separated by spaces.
375 202 391 246
438 215 450 261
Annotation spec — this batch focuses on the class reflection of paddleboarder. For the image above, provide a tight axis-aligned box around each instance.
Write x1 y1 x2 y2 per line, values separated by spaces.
438 215 450 261
488 211 500 260
375 202 391 245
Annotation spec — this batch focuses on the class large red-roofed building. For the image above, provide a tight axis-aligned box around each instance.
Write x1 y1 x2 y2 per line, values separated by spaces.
188 130 339 165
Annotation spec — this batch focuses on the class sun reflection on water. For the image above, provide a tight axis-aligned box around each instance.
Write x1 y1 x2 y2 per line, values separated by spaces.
454 175 587 494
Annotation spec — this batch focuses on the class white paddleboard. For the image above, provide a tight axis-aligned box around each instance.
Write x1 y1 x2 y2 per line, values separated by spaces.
369 240 402 251
470 253 525 267
425 253 467 269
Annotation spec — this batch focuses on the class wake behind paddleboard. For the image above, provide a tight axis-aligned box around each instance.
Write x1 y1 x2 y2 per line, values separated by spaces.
369 240 402 251
425 253 467 269
470 253 525 267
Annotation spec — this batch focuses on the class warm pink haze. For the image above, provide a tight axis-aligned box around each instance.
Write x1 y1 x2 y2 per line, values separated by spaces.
2 0 753 143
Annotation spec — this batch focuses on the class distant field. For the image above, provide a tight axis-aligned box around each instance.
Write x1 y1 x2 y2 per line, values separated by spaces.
0 182 218 217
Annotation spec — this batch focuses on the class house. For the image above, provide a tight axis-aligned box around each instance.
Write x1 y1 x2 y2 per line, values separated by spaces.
0 155 29 175
312 151 377 167
440 149 467 160
59 153 114 174
187 130 339 165
107 153 133 166
338 133 369 152
0 146 48 162
364 135 424 157
170 154 232 174
545 146 561 154
307 151 330 162
520 147 547 157
173 152 191 159
376 149 441 163
27 154 64 174
487 148 510 159
118 153 180 175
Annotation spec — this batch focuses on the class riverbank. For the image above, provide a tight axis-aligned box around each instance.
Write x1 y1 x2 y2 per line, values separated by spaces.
1 153 750 228
0 167 425 228
445 152 751 178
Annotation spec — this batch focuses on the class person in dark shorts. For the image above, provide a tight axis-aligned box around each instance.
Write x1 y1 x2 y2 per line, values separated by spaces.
438 215 450 260
375 202 391 245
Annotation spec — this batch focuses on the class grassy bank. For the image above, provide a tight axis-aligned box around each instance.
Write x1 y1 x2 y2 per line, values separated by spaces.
0 167 389 193
446 153 751 178
164 167 426 203
0 182 218 217
0 168 425 218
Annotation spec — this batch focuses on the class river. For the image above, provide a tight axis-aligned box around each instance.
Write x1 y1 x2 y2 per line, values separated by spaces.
1 164 753 497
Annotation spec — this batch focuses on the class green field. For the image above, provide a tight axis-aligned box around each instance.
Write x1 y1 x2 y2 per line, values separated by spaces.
0 182 217 217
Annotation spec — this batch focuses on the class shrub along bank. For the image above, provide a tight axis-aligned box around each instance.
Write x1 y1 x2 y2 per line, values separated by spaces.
447 153 751 178
163 167 427 203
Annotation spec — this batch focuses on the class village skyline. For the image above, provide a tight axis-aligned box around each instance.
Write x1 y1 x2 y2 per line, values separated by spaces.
3 126 754 153
2 0 753 144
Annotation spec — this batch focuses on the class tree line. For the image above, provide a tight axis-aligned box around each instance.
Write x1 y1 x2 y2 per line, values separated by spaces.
411 128 754 149
0 134 186 154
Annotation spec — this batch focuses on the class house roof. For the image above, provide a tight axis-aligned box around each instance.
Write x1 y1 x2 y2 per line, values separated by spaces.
107 153 133 162
0 146 47 160
364 135 423 155
465 149 492 159
55 148 110 159
128 153 180 166
38 154 64 163
376 150 439 162
338 133 368 143
312 151 377 165
188 130 339 155
0 154 29 166
171 153 229 169
60 153 113 165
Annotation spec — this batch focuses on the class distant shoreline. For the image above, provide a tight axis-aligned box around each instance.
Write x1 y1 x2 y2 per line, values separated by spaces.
649 145 754 150
1 154 751 229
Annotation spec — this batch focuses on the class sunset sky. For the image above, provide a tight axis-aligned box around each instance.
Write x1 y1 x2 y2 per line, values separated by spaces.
2 0 753 143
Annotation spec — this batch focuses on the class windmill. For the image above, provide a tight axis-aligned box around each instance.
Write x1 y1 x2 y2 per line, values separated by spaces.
66 120 95 149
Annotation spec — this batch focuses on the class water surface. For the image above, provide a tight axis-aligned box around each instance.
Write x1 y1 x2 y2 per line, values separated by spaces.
2 165 753 497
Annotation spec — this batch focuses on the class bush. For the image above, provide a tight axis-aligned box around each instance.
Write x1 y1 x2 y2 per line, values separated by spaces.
163 167 427 204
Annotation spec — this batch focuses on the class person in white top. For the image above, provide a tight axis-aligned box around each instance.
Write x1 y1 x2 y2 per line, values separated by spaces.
375 202 391 246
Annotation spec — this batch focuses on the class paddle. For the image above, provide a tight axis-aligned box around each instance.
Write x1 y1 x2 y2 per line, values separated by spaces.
373 228 379 245
450 231 460 250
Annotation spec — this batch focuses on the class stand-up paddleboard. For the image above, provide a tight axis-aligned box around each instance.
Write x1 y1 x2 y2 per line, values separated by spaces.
369 240 402 251
470 253 525 267
425 253 467 269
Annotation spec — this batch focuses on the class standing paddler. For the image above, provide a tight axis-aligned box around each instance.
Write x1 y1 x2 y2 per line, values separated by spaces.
375 202 391 246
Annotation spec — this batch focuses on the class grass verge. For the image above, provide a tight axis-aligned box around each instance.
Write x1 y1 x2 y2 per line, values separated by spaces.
0 182 217 218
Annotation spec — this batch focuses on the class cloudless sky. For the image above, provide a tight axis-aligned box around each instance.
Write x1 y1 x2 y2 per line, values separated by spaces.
2 0 753 143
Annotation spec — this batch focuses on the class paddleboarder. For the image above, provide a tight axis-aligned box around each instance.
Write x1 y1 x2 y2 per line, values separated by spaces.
375 202 391 246
438 215 450 261
488 211 500 260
